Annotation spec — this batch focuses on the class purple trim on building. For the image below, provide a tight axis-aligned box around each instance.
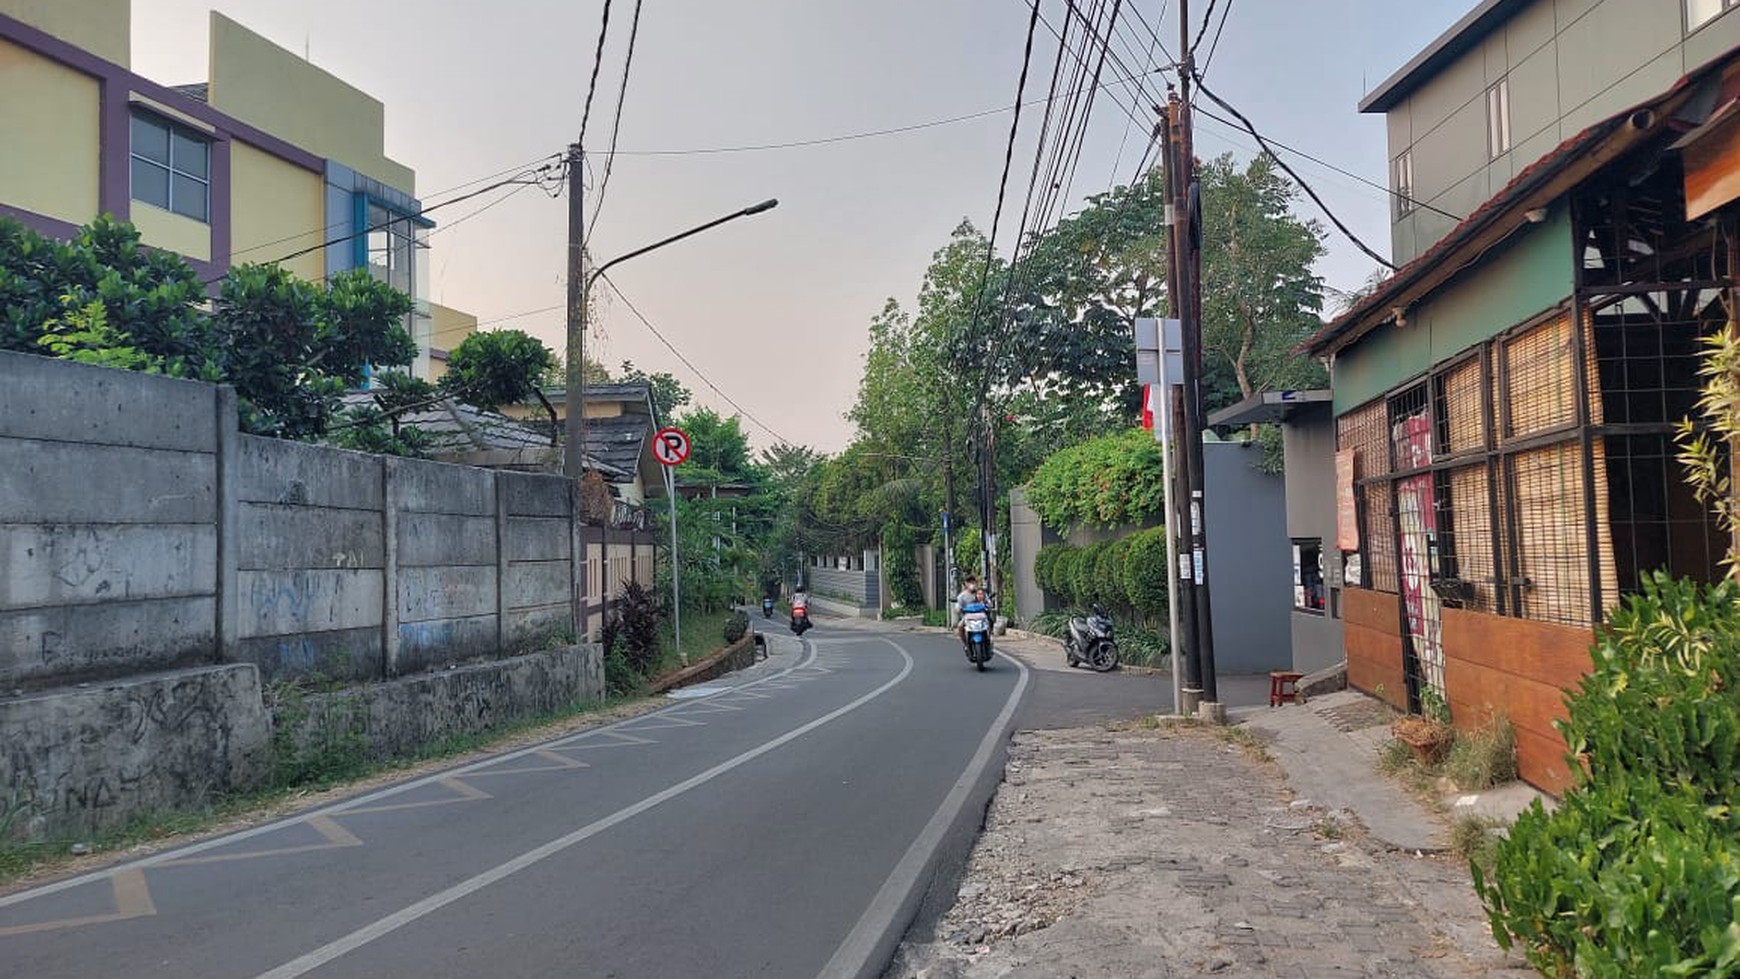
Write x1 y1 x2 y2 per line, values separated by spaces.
208 136 232 278
0 12 325 175
0 203 80 239
98 76 130 220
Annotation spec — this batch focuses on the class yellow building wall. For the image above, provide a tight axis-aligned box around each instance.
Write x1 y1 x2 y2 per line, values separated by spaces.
207 13 414 192
230 141 324 280
0 0 130 68
431 303 478 352
0 38 100 225
131 202 211 261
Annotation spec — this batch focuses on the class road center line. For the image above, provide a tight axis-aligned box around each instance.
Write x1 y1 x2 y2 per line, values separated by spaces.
0 638 818 912
251 640 913 979
817 640 1031 979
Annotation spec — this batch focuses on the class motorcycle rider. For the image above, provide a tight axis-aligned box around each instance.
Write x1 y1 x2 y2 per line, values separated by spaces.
791 587 810 630
954 574 986 647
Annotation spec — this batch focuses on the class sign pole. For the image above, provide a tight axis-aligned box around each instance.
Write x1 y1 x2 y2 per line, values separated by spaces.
665 461 682 664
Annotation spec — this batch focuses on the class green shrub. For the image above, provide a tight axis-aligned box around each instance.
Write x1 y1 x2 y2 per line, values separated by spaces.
1444 714 1517 791
722 609 749 644
1024 428 1166 529
1121 526 1170 621
1034 542 1070 599
1093 539 1127 610
921 607 950 628
1070 542 1105 609
1476 573 1740 976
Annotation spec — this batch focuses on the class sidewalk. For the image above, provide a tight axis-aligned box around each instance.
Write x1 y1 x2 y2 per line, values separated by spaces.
886 697 1530 978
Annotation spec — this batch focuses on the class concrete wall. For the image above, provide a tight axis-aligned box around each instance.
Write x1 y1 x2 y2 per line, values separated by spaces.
808 567 879 607
1 350 654 687
0 355 223 688
286 644 602 763
0 35 100 225
1008 486 1052 624
0 664 269 838
1384 0 1740 262
1282 408 1346 676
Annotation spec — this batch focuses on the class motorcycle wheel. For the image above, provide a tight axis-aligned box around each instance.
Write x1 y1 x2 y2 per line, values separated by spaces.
1089 642 1119 672
1064 639 1079 668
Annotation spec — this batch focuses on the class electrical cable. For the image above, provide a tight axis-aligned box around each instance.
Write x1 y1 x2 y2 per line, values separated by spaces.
597 273 792 446
578 0 614 147
970 0 1045 358
224 152 562 261
1191 72 1397 270
591 0 644 230
203 163 562 284
1190 0 1219 58
1199 0 1232 78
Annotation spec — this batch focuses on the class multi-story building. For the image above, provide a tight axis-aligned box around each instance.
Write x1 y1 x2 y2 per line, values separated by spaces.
1293 0 1740 791
1370 0 1740 262
0 0 465 379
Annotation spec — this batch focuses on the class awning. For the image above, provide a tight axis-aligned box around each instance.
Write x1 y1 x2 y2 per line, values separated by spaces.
1207 389 1332 428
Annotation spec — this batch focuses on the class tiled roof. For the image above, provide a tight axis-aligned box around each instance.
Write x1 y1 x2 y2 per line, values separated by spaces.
335 393 632 480
583 413 651 477
171 83 209 103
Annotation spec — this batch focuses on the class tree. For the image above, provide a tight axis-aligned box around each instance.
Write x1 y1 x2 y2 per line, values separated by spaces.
2 215 419 441
618 360 691 422
1198 153 1330 402
441 329 559 439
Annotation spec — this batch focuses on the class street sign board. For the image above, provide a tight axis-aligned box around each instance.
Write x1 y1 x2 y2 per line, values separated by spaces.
653 426 692 466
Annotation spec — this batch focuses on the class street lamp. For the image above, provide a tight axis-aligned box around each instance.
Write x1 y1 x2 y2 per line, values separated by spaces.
563 198 780 477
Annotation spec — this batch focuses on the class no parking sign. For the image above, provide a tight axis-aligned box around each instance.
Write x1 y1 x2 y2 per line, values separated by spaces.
653 426 691 466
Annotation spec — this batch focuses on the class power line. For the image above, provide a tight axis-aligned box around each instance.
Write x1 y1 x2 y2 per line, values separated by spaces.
1189 0 1219 58
597 273 792 445
971 0 1044 357
1191 72 1397 270
224 152 562 261
1199 0 1232 77
578 0 615 146
204 163 561 284
592 0 644 229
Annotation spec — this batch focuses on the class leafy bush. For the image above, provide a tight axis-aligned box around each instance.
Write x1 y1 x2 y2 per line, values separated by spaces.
601 580 662 679
1092 539 1127 609
1476 574 1740 976
1024 428 1166 529
921 607 950 627
1034 543 1069 599
1069 542 1105 609
722 609 749 644
1121 526 1170 621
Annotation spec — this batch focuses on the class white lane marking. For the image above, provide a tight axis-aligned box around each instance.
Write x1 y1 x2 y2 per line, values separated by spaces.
816 643 1031 979
252 641 910 979
0 639 817 912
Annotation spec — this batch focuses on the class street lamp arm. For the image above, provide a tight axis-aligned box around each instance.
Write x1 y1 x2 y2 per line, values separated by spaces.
584 198 780 294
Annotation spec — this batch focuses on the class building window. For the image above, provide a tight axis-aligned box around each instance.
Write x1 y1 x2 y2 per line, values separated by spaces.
1393 150 1415 219
130 111 209 222
1688 0 1737 30
1293 539 1326 614
1486 78 1511 159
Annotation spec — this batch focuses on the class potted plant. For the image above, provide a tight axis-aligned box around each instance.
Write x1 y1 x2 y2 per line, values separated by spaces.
1391 686 1454 765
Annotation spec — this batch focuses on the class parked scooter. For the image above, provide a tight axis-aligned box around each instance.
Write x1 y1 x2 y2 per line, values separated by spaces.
790 595 812 636
1064 605 1119 672
762 596 775 619
960 597 995 671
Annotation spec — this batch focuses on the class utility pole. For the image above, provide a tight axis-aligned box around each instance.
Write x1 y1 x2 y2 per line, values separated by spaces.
1174 0 1221 712
562 143 588 478
1160 106 1202 714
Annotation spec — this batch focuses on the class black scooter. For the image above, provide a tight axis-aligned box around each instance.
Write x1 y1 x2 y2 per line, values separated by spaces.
790 600 812 636
1064 605 1120 672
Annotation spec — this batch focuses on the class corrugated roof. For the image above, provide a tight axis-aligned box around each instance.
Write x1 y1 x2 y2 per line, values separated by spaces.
170 83 209 103
335 393 632 479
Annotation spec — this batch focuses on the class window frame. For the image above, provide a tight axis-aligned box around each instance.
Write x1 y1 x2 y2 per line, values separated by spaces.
128 110 211 223
1486 78 1512 160
1393 149 1415 219
1687 0 1738 32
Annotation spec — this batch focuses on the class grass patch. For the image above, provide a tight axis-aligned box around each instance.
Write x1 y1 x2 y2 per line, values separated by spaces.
1312 818 1345 841
1450 814 1501 874
660 607 741 669
0 692 643 889
1443 714 1518 791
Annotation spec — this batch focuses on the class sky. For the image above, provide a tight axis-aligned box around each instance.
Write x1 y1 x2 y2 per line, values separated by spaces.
130 0 1477 454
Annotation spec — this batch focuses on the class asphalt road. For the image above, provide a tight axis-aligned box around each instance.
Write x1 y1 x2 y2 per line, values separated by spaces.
0 623 1028 979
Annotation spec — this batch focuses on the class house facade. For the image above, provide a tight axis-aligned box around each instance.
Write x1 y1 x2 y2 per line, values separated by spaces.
1374 0 1740 263
1310 3 1740 791
0 1 462 379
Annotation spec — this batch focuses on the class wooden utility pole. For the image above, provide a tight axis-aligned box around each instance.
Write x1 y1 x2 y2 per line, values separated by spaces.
1174 0 1220 710
562 143 588 478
